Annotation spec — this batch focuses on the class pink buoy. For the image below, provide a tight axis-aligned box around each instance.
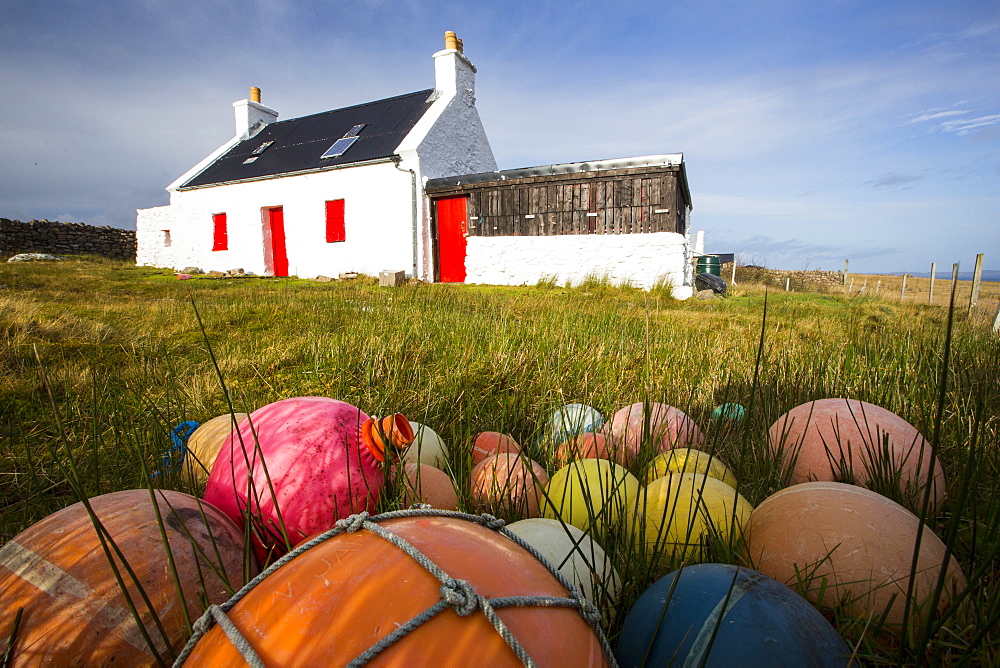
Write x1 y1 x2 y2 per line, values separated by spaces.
554 433 612 468
470 453 549 518
602 402 705 466
471 431 521 465
768 398 945 508
403 463 459 510
204 396 412 563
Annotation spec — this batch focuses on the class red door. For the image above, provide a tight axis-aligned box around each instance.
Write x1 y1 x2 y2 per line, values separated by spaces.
267 207 288 277
437 196 467 283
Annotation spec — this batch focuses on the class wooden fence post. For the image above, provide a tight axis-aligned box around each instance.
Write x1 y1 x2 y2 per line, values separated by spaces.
951 262 960 307
993 303 1000 335
843 259 849 286
968 253 984 315
785 277 790 292
900 274 907 301
731 261 737 286
875 280 881 296
929 262 936 304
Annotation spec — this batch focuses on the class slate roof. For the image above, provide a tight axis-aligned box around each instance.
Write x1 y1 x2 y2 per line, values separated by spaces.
179 89 435 190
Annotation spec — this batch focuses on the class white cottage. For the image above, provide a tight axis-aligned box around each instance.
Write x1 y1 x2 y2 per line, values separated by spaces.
138 32 699 293
136 32 495 280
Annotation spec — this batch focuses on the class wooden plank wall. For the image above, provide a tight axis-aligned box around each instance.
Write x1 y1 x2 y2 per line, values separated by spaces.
461 172 684 237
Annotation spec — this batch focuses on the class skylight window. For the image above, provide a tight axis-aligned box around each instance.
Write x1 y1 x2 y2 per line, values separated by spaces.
251 141 274 155
321 124 366 159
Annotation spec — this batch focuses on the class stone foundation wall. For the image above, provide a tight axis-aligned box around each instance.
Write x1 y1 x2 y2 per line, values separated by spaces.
0 218 136 260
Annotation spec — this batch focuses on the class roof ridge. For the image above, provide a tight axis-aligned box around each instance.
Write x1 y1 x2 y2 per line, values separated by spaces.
269 88 435 125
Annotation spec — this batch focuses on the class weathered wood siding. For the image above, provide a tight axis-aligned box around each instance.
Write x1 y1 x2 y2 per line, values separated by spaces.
429 167 687 237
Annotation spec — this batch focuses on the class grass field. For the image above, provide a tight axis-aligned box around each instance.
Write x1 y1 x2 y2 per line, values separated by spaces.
1 256 998 664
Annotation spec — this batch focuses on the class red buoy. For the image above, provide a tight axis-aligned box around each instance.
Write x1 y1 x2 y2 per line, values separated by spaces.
472 432 521 465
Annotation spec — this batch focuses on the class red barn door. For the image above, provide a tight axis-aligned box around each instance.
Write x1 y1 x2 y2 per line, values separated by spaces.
437 196 467 283
267 207 288 277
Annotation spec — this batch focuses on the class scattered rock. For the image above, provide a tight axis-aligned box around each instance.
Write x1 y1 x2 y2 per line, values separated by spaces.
314 275 334 283
208 271 225 277
339 272 359 280
695 289 716 300
182 266 203 274
7 253 64 262
226 268 245 276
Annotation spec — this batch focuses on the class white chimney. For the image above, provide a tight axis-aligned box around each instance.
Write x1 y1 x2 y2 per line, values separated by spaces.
433 31 477 105
233 87 278 139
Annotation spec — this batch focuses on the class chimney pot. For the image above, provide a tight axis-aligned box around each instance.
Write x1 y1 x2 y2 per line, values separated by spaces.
457 37 464 54
444 30 458 51
250 87 261 103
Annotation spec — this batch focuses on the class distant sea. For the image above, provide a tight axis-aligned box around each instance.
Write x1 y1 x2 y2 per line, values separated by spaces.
888 270 1000 282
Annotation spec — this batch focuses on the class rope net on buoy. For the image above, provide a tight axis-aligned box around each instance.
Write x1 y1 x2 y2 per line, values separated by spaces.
173 506 618 667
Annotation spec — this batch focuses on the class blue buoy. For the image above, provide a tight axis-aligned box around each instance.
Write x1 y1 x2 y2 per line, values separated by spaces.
616 563 854 667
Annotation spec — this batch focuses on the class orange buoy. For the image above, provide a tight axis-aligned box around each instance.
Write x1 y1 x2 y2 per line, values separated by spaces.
602 402 705 467
403 463 459 510
179 512 612 666
745 482 966 627
470 453 549 518
0 490 252 666
554 433 612 468
768 398 946 508
184 412 247 485
472 431 521 465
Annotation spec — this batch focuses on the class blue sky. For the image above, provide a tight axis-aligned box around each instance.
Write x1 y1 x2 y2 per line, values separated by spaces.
1 0 997 273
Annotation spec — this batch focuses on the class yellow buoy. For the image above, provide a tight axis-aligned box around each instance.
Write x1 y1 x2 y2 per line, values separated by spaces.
639 472 752 561
541 459 639 534
185 413 247 485
646 448 738 488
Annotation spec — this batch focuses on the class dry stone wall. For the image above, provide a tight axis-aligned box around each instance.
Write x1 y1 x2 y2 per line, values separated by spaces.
0 218 136 260
729 264 842 290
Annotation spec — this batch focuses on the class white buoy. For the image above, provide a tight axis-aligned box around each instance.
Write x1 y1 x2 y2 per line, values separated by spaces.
506 517 620 605
403 421 449 468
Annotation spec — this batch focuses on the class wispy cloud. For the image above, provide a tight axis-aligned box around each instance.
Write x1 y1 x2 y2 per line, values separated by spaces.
866 172 925 190
907 109 969 123
940 114 1000 135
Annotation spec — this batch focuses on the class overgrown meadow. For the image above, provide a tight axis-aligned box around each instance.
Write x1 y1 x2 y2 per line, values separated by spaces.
1 257 998 664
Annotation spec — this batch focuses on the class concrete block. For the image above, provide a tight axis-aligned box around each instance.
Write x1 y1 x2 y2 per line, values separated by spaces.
379 270 405 287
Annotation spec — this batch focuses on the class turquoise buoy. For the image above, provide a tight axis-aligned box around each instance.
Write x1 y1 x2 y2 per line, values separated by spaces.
711 403 746 421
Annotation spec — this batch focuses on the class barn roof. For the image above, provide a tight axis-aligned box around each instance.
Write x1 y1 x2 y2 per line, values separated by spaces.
425 154 692 209
178 89 435 190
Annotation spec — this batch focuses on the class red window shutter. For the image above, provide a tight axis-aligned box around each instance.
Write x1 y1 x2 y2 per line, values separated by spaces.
212 213 228 250
325 199 345 242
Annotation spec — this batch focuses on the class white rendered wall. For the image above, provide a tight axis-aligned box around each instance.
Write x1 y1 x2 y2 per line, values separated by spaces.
397 48 498 282
136 161 414 278
135 205 176 268
464 232 690 290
